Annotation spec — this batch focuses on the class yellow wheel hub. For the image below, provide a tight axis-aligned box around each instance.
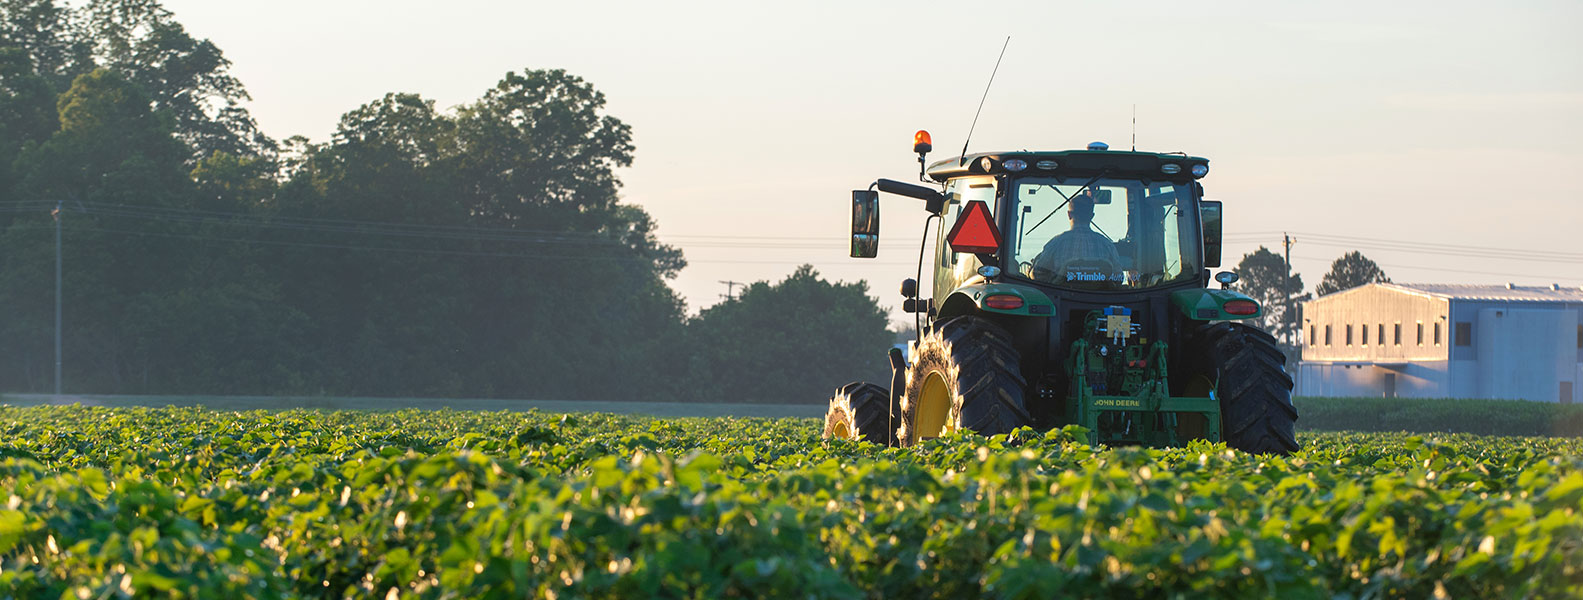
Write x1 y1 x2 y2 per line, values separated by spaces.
915 372 952 442
830 419 852 440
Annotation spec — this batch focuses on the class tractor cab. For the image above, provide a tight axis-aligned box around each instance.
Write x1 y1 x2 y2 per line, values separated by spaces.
922 147 1216 300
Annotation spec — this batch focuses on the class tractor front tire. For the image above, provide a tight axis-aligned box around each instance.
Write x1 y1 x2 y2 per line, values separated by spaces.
823 382 897 445
898 316 1031 446
1189 322 1300 455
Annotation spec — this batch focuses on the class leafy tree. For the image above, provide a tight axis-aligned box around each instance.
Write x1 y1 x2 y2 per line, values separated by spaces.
1315 251 1390 296
269 76 688 400
268 93 474 396
1 4 712 399
0 69 299 394
0 47 62 217
1233 247 1309 356
451 69 678 269
1 0 271 162
2 69 188 391
0 0 92 86
81 0 270 159
686 265 892 404
443 70 685 400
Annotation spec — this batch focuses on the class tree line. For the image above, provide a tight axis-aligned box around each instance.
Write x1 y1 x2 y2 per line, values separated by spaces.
0 0 893 403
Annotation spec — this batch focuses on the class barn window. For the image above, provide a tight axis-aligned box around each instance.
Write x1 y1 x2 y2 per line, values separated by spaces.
1417 322 1424 345
1346 325 1353 346
1325 325 1332 346
1310 325 1316 346
1361 324 1369 346
1378 324 1385 347
1394 323 1402 345
1434 322 1442 346
1455 322 1472 347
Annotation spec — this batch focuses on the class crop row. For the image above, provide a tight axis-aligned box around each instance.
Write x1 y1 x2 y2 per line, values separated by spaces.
1295 396 1583 437
0 405 1579 598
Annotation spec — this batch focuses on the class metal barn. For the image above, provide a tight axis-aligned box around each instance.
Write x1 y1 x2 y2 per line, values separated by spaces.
1295 283 1583 403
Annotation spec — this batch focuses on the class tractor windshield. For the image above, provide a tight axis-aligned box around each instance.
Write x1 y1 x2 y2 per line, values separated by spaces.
1010 176 1200 290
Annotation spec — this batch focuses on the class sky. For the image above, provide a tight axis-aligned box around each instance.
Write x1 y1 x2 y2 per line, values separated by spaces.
159 0 1583 323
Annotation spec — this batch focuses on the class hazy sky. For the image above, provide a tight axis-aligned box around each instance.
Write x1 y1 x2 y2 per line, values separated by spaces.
160 0 1583 321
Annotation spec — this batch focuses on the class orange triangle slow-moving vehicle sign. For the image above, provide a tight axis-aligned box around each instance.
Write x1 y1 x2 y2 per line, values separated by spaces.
946 200 1002 254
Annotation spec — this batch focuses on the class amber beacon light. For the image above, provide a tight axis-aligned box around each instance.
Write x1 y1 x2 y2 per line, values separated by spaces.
913 130 933 154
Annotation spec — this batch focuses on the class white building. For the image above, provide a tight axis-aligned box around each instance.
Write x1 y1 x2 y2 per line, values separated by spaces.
1296 283 1583 403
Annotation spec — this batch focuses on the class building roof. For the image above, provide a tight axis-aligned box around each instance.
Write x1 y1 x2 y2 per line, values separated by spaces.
1374 282 1583 303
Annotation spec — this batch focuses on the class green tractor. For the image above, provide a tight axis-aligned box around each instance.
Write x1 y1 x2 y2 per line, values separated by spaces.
823 131 1298 454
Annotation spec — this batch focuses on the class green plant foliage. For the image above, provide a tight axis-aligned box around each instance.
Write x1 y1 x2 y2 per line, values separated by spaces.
0 405 1578 598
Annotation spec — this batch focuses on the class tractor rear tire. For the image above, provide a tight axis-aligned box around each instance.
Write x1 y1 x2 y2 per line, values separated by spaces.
1188 322 1300 455
822 382 897 445
898 316 1031 446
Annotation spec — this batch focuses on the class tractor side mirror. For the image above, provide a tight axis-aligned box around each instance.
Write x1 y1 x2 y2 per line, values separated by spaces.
848 189 886 258
1200 200 1223 268
851 190 879 258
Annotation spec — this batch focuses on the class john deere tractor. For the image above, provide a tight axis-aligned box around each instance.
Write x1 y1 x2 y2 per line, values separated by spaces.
823 132 1298 454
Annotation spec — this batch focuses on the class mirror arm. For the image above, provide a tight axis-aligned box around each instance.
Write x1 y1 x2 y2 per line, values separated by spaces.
876 178 946 215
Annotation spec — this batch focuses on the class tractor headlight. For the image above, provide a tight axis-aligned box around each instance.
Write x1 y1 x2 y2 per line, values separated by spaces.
1191 164 1209 178
1161 163 1182 175
1003 159 1027 172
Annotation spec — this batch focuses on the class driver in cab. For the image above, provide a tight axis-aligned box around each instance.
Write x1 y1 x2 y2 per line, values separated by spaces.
1029 191 1122 283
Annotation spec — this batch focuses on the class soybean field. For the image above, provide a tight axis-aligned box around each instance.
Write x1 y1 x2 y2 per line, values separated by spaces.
0 405 1579 598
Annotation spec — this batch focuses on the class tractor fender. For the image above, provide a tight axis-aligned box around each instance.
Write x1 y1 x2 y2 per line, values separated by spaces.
1170 288 1263 321
936 282 1056 320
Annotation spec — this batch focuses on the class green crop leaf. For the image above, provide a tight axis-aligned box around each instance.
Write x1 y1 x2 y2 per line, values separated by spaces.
1545 472 1583 504
0 509 26 553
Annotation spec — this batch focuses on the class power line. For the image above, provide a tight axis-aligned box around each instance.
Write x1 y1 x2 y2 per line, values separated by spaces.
7 203 926 254
13 202 1580 270
13 202 1580 260
8 202 866 249
1289 254 1568 281
1287 230 1583 258
6 222 918 266
1230 230 1583 263
52 200 859 243
1293 239 1582 264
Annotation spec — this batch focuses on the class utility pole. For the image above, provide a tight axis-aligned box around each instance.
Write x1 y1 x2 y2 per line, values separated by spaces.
53 199 62 397
1282 233 1293 290
1283 233 1295 346
718 280 742 301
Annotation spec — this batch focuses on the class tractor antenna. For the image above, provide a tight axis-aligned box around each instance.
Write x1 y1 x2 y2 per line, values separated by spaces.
959 36 1010 166
1131 104 1137 151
